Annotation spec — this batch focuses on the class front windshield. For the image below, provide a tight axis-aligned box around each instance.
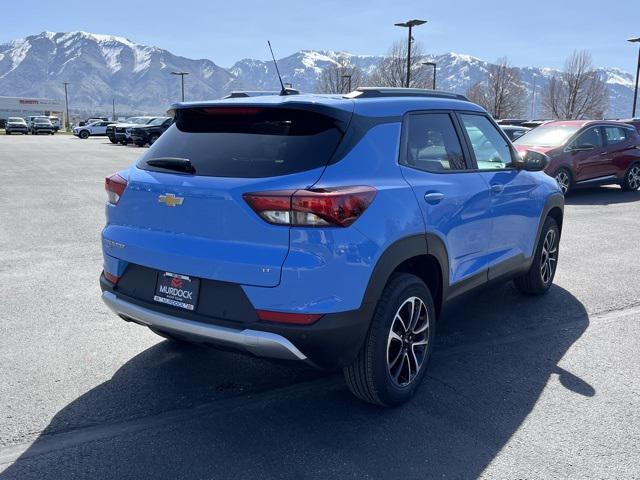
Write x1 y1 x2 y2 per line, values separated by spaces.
8 117 25 123
515 124 580 147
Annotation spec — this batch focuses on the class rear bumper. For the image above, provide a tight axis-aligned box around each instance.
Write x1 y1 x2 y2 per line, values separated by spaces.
100 273 373 369
102 291 309 362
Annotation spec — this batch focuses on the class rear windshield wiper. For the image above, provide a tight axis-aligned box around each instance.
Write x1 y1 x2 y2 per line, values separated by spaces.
145 157 196 174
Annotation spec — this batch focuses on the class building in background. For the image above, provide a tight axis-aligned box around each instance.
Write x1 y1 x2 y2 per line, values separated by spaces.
0 96 65 126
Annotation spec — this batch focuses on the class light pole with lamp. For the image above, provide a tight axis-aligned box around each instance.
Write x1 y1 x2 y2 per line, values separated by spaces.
394 19 427 88
421 61 437 89
171 71 190 102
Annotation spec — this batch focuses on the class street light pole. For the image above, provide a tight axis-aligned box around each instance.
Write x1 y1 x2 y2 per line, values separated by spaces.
394 19 427 88
171 71 190 102
422 61 437 89
629 37 640 118
62 82 70 130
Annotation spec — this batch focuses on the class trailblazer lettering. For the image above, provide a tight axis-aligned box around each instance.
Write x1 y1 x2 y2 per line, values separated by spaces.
158 284 193 299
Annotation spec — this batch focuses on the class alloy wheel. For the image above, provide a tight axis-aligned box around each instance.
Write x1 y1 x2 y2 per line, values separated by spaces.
386 296 430 387
628 165 640 190
540 229 558 284
555 171 570 194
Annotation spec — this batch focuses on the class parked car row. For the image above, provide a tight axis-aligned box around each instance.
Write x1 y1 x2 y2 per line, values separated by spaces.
71 116 173 146
106 116 173 146
4 116 57 135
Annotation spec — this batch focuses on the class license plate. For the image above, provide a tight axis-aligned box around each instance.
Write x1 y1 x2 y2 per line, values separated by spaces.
153 272 200 311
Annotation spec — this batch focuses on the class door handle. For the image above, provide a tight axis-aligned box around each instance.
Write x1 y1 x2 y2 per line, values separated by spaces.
490 184 505 194
424 192 445 204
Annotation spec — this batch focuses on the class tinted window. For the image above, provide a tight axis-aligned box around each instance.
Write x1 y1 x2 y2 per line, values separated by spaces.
604 126 627 145
460 114 513 169
403 113 466 172
573 127 603 148
137 107 343 178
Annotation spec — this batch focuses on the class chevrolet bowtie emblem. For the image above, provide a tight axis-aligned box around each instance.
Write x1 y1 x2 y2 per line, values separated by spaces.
158 193 184 207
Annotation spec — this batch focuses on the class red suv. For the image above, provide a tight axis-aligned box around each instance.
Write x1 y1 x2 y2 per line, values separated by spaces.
514 120 640 195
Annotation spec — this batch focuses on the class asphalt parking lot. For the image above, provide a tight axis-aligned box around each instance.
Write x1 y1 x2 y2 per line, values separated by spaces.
0 134 639 479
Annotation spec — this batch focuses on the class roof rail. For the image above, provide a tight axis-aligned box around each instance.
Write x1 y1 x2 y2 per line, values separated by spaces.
344 87 468 101
223 89 300 99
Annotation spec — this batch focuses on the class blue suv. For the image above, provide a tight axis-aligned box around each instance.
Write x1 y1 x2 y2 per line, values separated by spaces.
101 88 563 406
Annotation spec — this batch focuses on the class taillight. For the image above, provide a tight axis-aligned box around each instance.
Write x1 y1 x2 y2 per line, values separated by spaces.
243 186 376 227
103 270 119 285
105 173 127 204
256 310 322 325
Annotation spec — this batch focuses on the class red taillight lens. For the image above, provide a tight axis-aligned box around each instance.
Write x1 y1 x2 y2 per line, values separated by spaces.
256 310 322 325
105 173 128 204
243 186 376 227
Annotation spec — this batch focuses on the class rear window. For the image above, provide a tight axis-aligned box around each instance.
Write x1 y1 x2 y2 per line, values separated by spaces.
137 107 344 178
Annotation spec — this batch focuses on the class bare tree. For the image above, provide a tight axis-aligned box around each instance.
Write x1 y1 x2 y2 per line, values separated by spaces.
317 63 365 94
465 57 526 118
369 41 433 88
541 50 608 119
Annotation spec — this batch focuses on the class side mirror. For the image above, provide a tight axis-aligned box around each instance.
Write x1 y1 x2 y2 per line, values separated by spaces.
517 150 549 172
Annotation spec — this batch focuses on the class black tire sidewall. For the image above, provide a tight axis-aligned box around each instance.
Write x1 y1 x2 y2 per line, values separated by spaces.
80 130 89 139
368 275 436 405
533 217 560 291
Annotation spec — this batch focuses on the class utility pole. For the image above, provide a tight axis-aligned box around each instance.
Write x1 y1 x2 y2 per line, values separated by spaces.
394 19 427 88
112 98 116 121
63 82 70 130
530 76 537 119
421 62 437 89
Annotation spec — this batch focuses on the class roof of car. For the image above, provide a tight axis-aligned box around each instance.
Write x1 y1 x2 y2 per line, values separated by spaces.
544 119 634 128
170 89 485 118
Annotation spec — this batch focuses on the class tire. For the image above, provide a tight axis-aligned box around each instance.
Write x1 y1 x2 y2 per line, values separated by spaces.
514 216 560 295
148 134 159 146
344 273 436 406
554 168 572 195
5 131 10 135
621 163 640 192
79 130 89 139
109 137 117 144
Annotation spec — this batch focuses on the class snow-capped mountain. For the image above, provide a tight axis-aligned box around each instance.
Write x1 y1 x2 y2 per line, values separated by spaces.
0 31 235 113
0 31 636 118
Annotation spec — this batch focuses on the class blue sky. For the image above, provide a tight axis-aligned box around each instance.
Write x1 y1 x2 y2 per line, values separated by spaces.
2 0 639 72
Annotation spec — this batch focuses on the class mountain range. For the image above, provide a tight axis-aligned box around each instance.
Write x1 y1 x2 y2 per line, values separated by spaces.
0 31 636 118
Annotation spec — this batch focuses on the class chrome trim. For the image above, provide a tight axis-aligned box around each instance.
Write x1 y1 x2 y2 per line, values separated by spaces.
575 174 617 185
101 292 307 362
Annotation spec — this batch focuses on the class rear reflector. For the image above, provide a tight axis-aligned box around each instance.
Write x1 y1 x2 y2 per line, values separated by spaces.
243 186 376 227
103 270 119 284
105 173 128 204
256 310 322 325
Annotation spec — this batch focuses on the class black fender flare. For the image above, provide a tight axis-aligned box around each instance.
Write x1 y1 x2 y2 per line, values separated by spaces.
532 192 564 255
361 233 449 313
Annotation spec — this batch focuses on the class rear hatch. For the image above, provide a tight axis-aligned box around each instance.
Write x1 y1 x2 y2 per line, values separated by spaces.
104 101 352 287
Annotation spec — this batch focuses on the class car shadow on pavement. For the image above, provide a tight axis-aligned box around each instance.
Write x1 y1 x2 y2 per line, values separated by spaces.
1 283 590 479
564 186 640 205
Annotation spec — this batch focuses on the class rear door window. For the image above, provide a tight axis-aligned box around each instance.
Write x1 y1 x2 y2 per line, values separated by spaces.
402 113 468 172
137 107 345 178
603 126 628 145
